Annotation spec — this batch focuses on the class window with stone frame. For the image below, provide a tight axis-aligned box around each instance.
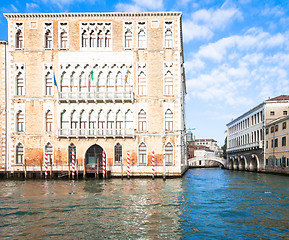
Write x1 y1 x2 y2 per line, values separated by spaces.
60 110 69 135
138 72 146 95
114 142 122 165
282 136 286 147
107 110 114 136
59 22 68 49
165 142 174 165
16 142 24 165
16 72 24 96
88 110 97 135
124 22 133 49
164 21 173 48
98 110 105 135
275 138 278 148
45 110 53 132
45 142 53 164
138 142 147 165
271 126 274 133
105 30 111 48
165 109 173 131
90 30 96 48
138 110 147 132
82 30 89 48
44 23 53 49
164 71 173 95
71 110 78 135
275 124 278 132
125 110 133 135
79 110 87 135
137 22 147 49
283 122 287 129
16 110 24 132
45 72 53 96
15 22 24 49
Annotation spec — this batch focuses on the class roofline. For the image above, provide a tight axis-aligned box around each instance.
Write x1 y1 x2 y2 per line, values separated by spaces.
226 102 264 127
4 12 182 20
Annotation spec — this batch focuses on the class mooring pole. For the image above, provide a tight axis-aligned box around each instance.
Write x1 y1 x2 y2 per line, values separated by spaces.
24 158 27 179
127 151 130 179
121 156 123 180
163 156 166 181
152 151 155 180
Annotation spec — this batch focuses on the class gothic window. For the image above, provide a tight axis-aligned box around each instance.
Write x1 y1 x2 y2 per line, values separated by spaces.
59 22 68 49
165 142 174 165
82 30 88 48
138 110 147 132
16 110 24 132
15 23 24 49
16 142 24 165
61 72 69 92
125 29 132 48
97 30 104 48
71 111 78 135
125 110 133 135
79 110 86 135
165 109 173 131
105 30 111 48
138 30 146 48
44 23 53 49
116 72 123 94
68 143 76 164
70 72 77 93
114 143 122 165
45 72 53 96
79 72 86 92
45 110 53 132
88 110 97 135
98 110 105 135
90 30 96 48
16 72 24 96
107 72 114 96
107 110 114 135
60 110 69 135
138 142 147 165
116 110 123 135
164 21 173 48
97 72 105 93
164 71 173 95
138 72 146 96
45 142 53 164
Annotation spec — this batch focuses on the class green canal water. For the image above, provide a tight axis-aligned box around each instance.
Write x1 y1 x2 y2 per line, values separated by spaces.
0 168 289 239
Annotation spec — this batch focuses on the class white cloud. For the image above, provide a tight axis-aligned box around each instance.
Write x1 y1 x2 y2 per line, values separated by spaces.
26 3 39 12
1 4 18 13
183 6 242 42
115 0 163 11
261 6 284 17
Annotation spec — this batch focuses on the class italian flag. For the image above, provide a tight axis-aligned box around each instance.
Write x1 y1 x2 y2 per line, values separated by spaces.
88 70 94 87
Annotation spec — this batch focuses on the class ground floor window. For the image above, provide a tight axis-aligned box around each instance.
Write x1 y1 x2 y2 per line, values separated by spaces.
114 143 122 165
16 143 24 165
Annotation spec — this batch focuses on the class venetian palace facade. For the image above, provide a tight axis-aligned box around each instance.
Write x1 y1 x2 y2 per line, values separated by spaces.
0 12 187 177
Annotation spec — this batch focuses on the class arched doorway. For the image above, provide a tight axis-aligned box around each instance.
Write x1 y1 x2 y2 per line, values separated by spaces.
228 158 233 170
85 144 104 170
249 154 259 171
233 158 239 170
239 156 246 171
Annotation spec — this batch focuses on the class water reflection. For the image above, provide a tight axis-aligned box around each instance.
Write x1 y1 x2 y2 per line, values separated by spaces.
0 169 288 239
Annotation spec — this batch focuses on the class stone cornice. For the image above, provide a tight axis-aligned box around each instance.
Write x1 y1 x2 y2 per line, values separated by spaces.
0 41 8 45
4 12 182 20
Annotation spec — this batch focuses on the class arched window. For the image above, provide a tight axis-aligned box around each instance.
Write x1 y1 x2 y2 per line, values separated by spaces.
45 110 53 132
45 72 53 96
88 110 97 135
164 71 173 95
97 30 103 47
90 30 96 48
60 110 69 135
97 72 105 94
107 110 114 136
125 30 132 48
16 143 24 165
79 72 86 93
138 72 146 96
164 29 173 48
44 30 52 49
116 72 123 95
71 111 78 135
79 110 86 135
60 31 68 49
105 30 111 48
98 110 105 135
61 72 69 92
68 143 76 164
114 142 122 165
165 142 174 165
165 109 173 131
45 142 53 164
138 30 146 48
107 72 114 97
15 29 23 49
16 110 24 132
16 72 24 96
125 110 133 136
138 110 147 132
82 30 88 48
116 110 123 136
138 142 147 165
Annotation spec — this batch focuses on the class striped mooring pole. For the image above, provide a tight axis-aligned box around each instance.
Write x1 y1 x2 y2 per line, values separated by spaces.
102 151 106 179
127 151 130 179
44 151 48 179
152 151 155 180
72 150 75 179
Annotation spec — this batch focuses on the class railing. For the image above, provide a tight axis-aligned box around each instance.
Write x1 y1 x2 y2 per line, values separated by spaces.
58 91 134 102
58 128 135 138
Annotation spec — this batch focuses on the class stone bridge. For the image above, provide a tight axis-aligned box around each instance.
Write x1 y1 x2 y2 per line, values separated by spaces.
188 156 226 167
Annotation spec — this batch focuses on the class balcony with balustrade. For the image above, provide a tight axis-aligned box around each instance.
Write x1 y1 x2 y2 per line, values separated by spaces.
58 128 135 138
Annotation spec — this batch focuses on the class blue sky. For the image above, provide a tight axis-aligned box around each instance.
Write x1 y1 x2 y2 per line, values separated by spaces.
1 0 289 146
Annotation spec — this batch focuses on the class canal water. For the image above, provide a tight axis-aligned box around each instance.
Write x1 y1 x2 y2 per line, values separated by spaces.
0 168 288 239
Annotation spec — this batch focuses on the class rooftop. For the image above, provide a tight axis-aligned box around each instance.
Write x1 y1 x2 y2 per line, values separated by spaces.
265 95 289 101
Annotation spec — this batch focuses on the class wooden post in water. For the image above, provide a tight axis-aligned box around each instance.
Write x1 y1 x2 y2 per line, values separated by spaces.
121 156 123 180
40 158 43 179
24 158 27 179
152 151 155 180
83 159 86 179
68 159 71 180
50 160 52 179
76 159 79 180
127 151 130 179
96 157 99 179
163 156 166 181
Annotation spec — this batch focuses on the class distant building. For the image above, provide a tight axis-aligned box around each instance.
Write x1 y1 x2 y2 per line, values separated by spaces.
193 139 217 151
226 95 289 174
0 12 187 177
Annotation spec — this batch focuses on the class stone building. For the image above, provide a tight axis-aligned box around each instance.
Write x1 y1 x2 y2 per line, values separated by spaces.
226 95 289 174
1 12 187 177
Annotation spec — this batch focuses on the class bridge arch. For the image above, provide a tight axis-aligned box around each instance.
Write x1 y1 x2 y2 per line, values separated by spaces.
238 156 247 171
233 157 239 170
228 157 233 170
249 154 259 172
